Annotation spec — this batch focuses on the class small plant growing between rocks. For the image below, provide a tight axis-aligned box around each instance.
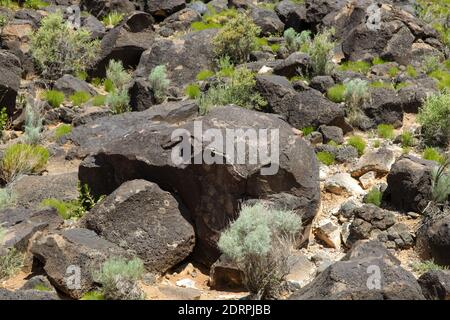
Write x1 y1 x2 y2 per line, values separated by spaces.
326 84 345 103
218 203 302 300
343 78 370 127
364 187 383 207
106 60 132 92
377 124 395 140
213 12 260 64
30 12 100 80
23 102 44 145
0 248 24 281
418 92 450 147
301 28 336 76
55 124 72 139
185 84 201 99
0 187 16 210
412 259 449 275
283 28 310 53
102 11 125 28
69 91 91 107
198 67 266 114
43 90 65 108
431 159 450 204
106 90 130 114
93 257 145 300
148 65 170 104
0 107 10 132
316 151 335 166
0 144 49 183
347 135 366 156
423 147 446 164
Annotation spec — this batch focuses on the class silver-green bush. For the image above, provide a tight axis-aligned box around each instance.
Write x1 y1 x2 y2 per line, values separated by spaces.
148 65 170 104
30 12 100 80
431 160 450 204
93 257 145 300
418 92 450 146
218 203 302 299
23 102 43 145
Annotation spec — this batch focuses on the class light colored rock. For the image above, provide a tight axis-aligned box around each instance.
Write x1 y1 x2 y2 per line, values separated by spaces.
315 220 341 249
325 173 364 195
351 148 396 178
158 285 202 300
287 252 316 287
359 171 377 189
176 278 197 289
319 164 331 181
258 65 274 74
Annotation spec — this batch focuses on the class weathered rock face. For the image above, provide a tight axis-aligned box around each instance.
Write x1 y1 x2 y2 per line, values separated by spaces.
384 155 435 213
82 179 195 273
9 173 79 210
362 87 404 128
416 206 450 266
158 8 201 37
418 270 450 300
31 228 131 299
54 74 97 97
275 0 307 31
135 29 217 95
209 255 244 290
0 207 63 252
146 0 186 19
351 148 396 178
251 8 285 36
80 0 136 18
69 105 320 264
90 11 155 78
0 288 60 300
332 2 446 64
0 50 22 117
289 240 425 300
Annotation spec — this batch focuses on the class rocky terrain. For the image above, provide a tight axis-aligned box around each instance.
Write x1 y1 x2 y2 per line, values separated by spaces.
0 0 449 300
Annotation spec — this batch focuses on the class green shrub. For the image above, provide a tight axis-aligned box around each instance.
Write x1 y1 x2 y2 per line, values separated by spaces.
422 54 441 74
339 60 371 74
302 28 336 76
423 147 445 164
428 69 450 91
431 160 450 204
191 7 237 31
93 257 145 300
372 57 386 65
191 21 221 31
217 55 235 77
80 291 105 300
30 13 100 80
0 107 8 132
185 84 201 99
365 187 383 207
400 131 414 148
76 70 88 81
316 151 335 166
212 12 260 64
33 284 52 292
301 126 315 136
370 81 395 90
0 187 16 210
92 95 106 106
412 259 449 275
377 124 395 140
70 91 91 107
218 203 302 299
106 90 130 114
23 0 49 9
406 65 418 77
196 70 214 81
199 67 266 114
41 198 82 220
23 103 43 145
103 79 115 93
106 60 131 92
343 78 369 126
0 144 49 183
283 28 311 53
55 124 72 139
347 135 366 156
388 66 399 77
149 65 170 104
44 90 65 108
102 11 124 27
326 84 345 103
0 248 24 281
418 93 450 146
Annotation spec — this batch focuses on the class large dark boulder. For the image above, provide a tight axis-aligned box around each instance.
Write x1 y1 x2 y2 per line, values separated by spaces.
31 228 131 299
135 29 217 95
9 173 79 210
289 240 425 300
82 179 195 273
54 75 97 97
418 270 450 300
69 105 320 264
158 8 201 37
275 0 307 31
146 0 186 19
90 11 155 78
416 206 450 267
251 8 285 36
0 50 22 117
362 87 404 129
384 155 435 213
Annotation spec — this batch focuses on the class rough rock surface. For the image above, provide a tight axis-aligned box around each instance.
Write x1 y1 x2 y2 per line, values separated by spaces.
82 179 195 273
69 105 320 264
